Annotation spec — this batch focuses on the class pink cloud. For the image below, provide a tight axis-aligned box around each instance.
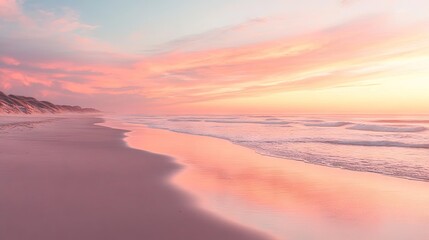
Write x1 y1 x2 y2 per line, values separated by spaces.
0 0 20 19
120 15 428 107
0 56 20 65
1 2 428 113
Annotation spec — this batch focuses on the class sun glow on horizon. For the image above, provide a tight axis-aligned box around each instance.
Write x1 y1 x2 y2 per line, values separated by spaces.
0 0 428 114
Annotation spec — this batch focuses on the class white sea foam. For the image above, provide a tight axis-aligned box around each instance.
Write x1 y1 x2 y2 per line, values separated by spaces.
375 119 429 124
320 140 429 149
303 122 351 127
117 115 429 182
205 119 290 125
348 124 426 132
168 118 203 122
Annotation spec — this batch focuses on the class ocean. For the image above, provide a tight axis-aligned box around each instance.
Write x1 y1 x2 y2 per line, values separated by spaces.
116 114 429 182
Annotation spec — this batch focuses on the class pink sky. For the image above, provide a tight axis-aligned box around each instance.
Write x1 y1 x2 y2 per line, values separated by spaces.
0 0 428 114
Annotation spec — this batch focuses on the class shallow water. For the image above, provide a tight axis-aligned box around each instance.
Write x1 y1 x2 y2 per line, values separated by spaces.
105 118 429 240
116 114 429 181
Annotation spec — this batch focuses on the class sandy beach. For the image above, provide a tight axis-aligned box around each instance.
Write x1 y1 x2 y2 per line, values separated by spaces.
103 119 429 240
2 114 429 240
0 116 270 240
2 0 428 239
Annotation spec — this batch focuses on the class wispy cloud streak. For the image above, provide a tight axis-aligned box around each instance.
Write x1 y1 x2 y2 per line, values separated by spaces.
0 0 428 113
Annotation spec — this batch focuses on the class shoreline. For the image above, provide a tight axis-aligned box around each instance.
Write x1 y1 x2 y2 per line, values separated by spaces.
104 118 429 240
0 116 271 240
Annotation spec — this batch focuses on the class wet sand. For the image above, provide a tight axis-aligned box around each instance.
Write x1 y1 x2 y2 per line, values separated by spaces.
0 116 270 240
104 120 429 240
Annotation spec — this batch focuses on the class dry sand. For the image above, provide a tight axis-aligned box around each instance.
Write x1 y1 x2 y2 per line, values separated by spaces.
0 116 270 240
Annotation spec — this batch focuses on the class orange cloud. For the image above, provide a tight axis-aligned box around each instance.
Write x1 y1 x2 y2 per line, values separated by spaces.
122 15 429 108
1 2 428 114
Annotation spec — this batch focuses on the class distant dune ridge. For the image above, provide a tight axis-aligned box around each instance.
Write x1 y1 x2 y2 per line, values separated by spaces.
0 91 99 114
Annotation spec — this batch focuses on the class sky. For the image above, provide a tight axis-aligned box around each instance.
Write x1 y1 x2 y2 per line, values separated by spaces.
0 0 428 114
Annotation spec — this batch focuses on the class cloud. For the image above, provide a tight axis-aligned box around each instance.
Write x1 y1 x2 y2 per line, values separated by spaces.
0 0 126 101
0 1 428 113
0 0 21 19
152 17 273 53
126 14 429 107
38 7 98 33
0 56 20 66
340 0 356 5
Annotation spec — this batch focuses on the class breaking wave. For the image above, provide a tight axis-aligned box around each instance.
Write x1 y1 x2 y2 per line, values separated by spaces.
320 140 429 149
117 114 429 182
348 124 426 133
205 119 290 125
303 122 351 127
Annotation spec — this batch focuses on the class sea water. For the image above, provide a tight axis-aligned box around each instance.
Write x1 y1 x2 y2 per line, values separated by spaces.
116 114 429 182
